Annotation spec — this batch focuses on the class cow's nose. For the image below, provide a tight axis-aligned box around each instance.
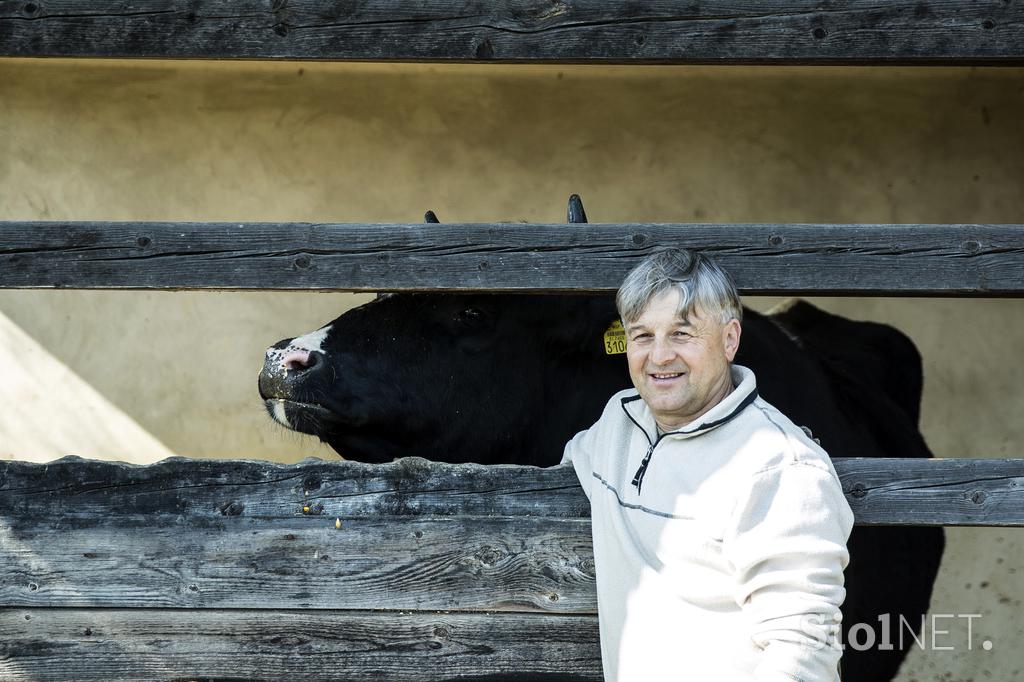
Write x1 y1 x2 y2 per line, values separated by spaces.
260 342 328 401
274 348 321 374
280 349 318 372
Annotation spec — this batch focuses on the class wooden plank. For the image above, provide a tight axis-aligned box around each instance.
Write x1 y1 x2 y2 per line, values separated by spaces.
838 458 1024 526
1 221 1022 295
3 456 1024 527
0 514 596 612
0 609 601 681
0 0 1021 64
0 456 590 519
0 458 595 612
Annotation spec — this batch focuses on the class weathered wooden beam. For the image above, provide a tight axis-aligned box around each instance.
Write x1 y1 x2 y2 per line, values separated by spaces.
837 457 1024 527
0 456 590 519
0 457 1019 680
0 609 602 682
0 514 596 612
2 456 1023 527
1 222 1022 295
0 0 1021 64
1 456 1020 613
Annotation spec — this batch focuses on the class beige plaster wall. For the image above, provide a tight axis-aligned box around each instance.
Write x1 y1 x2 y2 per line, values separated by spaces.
1 58 1022 679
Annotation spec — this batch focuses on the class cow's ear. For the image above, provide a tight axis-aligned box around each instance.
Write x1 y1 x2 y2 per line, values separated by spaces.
544 295 620 354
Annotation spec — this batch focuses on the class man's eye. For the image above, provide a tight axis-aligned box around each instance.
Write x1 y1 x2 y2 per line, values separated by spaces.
673 331 691 339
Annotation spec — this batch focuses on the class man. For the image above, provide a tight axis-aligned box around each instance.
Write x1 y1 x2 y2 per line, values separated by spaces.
562 248 854 681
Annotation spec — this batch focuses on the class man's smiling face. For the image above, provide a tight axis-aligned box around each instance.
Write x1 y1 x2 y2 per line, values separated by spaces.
625 288 741 431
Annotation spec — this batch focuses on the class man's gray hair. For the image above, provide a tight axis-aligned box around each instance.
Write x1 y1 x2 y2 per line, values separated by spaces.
616 248 743 325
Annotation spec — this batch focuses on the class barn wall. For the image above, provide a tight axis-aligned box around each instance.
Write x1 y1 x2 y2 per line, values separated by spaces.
1 58 1022 680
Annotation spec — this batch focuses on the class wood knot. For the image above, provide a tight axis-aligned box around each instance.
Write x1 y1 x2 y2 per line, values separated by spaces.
962 240 981 253
218 500 245 516
475 39 495 60
768 234 784 247
849 483 868 499
294 255 312 269
475 546 505 566
970 490 988 505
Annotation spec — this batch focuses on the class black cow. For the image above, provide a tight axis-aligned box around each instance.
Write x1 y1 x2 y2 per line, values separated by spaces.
258 198 944 682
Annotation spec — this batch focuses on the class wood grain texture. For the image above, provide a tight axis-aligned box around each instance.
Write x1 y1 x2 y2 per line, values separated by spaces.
0 514 596 612
1 456 1021 679
838 457 1024 526
1 221 1022 294
2 456 1024 527
0 0 1021 64
0 456 590 519
0 609 602 681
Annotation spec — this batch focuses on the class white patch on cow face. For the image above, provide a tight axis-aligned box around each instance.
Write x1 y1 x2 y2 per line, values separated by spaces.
269 399 290 427
264 324 333 378
290 325 332 353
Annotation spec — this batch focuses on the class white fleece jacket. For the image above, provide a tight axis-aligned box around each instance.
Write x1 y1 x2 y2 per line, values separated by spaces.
561 365 854 682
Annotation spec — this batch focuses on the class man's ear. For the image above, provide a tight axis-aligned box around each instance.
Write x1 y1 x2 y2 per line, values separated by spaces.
723 318 741 361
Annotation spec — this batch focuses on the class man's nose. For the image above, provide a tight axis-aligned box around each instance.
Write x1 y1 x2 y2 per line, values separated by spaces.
650 338 676 365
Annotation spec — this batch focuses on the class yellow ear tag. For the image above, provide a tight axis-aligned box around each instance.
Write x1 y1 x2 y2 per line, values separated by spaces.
603 320 627 355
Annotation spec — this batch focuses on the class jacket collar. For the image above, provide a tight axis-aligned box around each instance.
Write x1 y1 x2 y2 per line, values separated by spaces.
620 364 759 443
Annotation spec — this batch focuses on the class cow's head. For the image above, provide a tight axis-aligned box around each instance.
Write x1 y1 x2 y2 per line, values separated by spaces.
258 197 628 464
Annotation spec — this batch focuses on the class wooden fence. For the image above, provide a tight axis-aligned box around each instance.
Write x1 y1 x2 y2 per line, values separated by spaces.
1 221 1023 295
2 1 1024 680
2 456 1024 680
1 0 1022 64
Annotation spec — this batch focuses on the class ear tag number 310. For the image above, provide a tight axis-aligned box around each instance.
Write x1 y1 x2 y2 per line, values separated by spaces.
603 320 627 355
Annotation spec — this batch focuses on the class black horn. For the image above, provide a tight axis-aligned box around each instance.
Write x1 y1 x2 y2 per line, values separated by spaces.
567 194 588 223
424 210 440 223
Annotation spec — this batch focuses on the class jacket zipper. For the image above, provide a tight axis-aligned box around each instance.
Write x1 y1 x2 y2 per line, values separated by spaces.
631 437 665 495
621 386 759 495
622 399 663 495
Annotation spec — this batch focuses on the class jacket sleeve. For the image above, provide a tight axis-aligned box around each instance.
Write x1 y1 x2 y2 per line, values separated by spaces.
560 425 597 500
560 393 626 500
723 461 854 682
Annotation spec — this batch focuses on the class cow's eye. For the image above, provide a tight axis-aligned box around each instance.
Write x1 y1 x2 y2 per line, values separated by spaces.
456 306 489 327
